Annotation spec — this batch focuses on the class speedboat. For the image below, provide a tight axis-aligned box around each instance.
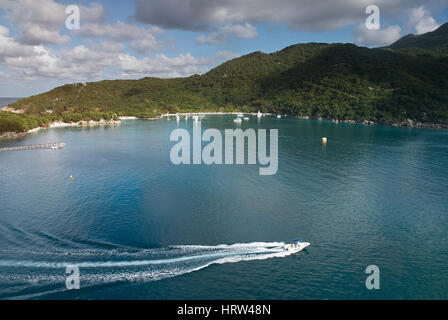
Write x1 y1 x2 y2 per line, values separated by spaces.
257 111 262 118
277 115 281 118
284 238 310 253
233 118 242 124
243 117 250 120
237 113 244 118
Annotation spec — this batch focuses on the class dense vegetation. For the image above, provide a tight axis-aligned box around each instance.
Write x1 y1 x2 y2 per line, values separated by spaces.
388 23 448 53
2 23 448 134
0 112 52 133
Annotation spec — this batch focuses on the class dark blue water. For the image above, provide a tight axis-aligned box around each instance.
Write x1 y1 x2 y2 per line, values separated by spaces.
0 98 21 109
1 116 447 299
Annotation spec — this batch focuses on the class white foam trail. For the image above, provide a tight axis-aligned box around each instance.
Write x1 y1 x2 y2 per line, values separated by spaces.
0 241 305 294
0 242 289 269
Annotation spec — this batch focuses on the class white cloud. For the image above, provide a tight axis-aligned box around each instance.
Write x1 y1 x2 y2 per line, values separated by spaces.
215 50 241 60
409 7 440 35
75 21 164 54
220 23 258 39
197 22 258 44
0 23 217 82
1 0 169 55
353 23 402 47
118 53 214 78
1 0 105 45
197 32 222 45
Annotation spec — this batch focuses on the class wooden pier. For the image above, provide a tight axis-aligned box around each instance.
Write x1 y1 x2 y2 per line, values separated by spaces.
0 142 65 152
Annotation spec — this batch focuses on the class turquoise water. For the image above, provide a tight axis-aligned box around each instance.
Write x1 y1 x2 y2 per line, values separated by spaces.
0 116 448 299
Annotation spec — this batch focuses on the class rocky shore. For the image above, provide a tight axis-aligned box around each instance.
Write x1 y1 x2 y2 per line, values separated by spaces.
296 115 448 129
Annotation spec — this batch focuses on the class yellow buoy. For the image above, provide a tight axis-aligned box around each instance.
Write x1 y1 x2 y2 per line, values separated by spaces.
322 137 327 144
70 175 74 181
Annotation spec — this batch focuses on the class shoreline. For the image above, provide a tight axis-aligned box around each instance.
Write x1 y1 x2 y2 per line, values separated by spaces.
160 112 274 117
49 119 121 128
1 113 447 139
0 119 121 139
160 112 448 129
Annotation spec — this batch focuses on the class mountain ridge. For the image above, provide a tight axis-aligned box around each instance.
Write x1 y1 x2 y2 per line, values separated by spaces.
387 22 448 53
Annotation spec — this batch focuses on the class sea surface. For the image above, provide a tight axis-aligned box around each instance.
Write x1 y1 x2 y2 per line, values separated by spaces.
0 115 447 299
0 98 21 109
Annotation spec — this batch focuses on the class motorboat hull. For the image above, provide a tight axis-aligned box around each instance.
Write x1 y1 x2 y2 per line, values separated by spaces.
284 242 310 253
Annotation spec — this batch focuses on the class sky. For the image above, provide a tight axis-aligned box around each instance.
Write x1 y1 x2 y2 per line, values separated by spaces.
0 0 447 97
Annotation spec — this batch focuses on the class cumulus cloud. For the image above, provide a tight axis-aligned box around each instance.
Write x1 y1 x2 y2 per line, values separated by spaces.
409 7 440 34
1 0 105 45
0 23 217 82
133 0 434 32
196 32 222 45
1 0 171 55
215 50 241 60
197 22 258 44
118 53 214 78
0 27 114 81
353 23 402 47
74 21 164 55
220 23 258 39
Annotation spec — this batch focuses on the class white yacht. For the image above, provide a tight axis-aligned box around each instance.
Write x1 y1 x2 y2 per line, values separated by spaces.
237 113 244 118
284 238 310 253
193 115 199 121
257 111 262 118
233 117 242 124
277 115 281 118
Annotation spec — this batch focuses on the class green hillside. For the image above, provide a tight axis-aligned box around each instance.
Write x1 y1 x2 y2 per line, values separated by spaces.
388 22 448 53
2 24 448 134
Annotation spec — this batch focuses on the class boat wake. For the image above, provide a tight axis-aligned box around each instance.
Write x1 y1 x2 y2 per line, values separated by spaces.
0 242 300 298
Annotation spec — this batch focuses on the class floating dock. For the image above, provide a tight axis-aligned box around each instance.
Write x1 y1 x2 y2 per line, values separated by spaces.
0 142 65 152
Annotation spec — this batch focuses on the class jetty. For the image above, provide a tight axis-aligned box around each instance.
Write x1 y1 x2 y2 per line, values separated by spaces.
0 142 65 152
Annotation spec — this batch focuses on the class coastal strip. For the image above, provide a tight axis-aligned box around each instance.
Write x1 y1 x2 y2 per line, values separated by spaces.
2 112 447 140
0 118 121 139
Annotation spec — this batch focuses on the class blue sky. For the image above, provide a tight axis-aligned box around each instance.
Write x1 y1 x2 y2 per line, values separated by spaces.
0 0 447 97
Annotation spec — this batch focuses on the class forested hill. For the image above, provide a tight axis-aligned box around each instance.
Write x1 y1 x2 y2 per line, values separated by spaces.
388 22 448 54
3 23 448 133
